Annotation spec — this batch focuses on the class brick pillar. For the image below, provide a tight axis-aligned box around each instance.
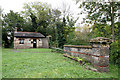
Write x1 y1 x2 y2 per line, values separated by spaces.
90 37 112 72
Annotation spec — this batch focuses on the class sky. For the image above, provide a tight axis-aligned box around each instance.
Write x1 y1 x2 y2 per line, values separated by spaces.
0 0 86 26
0 0 77 13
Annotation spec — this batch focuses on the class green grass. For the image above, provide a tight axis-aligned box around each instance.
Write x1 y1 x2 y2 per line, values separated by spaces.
2 48 118 78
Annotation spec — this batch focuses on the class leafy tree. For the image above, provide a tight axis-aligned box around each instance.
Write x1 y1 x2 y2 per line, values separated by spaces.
47 9 61 41
30 11 37 31
56 21 66 48
64 16 78 40
76 1 120 64
0 7 2 47
90 23 111 38
0 7 2 19
55 15 77 48
22 2 52 36
22 1 78 48
66 24 91 45
59 1 78 41
109 22 120 65
110 40 120 64
77 1 120 42
22 21 34 32
2 10 25 47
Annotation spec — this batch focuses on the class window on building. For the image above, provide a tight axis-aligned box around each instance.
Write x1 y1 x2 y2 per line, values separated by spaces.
19 39 24 44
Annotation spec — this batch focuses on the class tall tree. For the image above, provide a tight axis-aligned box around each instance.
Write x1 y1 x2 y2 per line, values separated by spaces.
2 10 25 47
56 21 66 48
22 2 52 36
0 7 3 47
30 11 37 31
64 16 78 40
76 0 120 64
77 1 120 42
0 7 2 20
60 1 78 41
66 24 90 45
47 9 61 41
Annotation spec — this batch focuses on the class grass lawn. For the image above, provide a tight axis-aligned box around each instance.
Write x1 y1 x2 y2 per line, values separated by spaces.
2 48 118 78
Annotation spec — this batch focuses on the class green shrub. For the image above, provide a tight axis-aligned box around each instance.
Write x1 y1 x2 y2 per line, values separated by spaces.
51 48 64 54
76 57 83 61
110 40 120 65
10 42 14 48
51 41 58 48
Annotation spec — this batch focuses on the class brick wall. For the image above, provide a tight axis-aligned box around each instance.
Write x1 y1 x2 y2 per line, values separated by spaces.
64 37 111 72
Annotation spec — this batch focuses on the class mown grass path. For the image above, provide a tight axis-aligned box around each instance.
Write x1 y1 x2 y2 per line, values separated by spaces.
2 48 118 78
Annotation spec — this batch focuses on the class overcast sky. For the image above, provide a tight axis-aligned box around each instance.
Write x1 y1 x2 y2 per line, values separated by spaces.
0 0 86 26
0 0 77 13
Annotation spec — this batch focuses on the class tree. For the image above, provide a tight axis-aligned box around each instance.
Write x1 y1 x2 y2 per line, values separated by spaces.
0 7 2 19
2 10 25 47
59 1 78 41
64 16 78 40
66 24 90 45
56 21 66 48
76 0 120 64
77 1 120 42
47 9 61 41
0 7 2 47
22 2 52 36
30 11 37 31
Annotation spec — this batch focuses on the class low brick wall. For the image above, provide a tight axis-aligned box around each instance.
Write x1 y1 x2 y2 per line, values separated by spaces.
64 45 92 62
64 37 111 72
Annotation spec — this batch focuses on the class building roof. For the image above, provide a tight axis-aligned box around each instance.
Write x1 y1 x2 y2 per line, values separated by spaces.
14 32 45 38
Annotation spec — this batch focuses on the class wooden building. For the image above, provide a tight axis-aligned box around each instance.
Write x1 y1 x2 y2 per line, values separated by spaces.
14 29 49 49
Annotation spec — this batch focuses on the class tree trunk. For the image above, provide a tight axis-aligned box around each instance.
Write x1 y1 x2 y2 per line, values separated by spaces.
111 2 115 42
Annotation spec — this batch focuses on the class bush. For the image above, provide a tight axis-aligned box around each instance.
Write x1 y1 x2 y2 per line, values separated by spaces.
10 42 14 48
110 40 120 65
51 41 58 48
51 48 64 54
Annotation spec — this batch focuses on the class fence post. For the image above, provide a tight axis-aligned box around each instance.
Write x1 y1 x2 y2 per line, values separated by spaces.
90 37 112 72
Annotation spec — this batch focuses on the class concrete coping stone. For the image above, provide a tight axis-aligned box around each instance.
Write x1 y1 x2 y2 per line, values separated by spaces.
64 45 92 48
89 37 112 43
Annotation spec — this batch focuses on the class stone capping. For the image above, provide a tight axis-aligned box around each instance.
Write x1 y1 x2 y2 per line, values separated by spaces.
64 45 92 49
89 37 112 43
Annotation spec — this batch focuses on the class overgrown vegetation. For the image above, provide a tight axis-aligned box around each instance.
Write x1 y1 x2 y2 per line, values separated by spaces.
66 25 91 45
110 40 120 65
51 48 64 54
